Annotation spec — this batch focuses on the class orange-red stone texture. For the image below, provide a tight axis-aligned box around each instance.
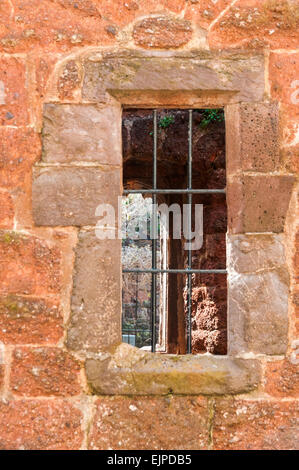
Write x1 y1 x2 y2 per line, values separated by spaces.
0 0 298 450
213 399 299 450
89 397 209 450
10 347 82 396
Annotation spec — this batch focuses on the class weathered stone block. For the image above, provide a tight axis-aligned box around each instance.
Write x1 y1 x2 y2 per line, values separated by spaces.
0 231 61 295
32 167 121 226
226 102 280 173
89 396 209 450
85 343 261 395
0 191 14 228
0 295 63 345
0 400 83 450
10 347 82 396
209 1 299 50
0 128 41 189
213 399 299 450
67 231 121 353
228 175 295 233
264 359 299 398
242 175 295 232
57 60 82 100
228 271 289 355
0 57 29 126
239 102 279 172
228 234 286 274
42 103 121 164
83 52 264 104
133 16 192 49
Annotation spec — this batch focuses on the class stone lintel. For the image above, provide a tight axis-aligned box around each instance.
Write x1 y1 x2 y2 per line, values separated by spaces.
82 52 265 104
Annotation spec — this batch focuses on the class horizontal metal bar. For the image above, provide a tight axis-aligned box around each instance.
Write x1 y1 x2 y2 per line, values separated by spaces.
123 329 151 332
123 189 226 194
123 268 227 274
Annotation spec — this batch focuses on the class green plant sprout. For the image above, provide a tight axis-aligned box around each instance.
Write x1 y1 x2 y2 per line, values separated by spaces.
158 115 175 129
149 115 175 135
199 109 224 128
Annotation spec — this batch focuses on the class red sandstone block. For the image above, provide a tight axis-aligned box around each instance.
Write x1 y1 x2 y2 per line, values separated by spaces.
264 359 299 398
0 128 41 189
97 0 186 29
0 0 113 52
57 59 82 100
0 399 83 450
89 397 209 450
280 145 299 174
133 16 192 48
35 55 59 100
269 53 299 149
0 57 29 125
294 232 299 278
209 0 299 50
10 347 82 396
0 295 63 345
0 191 14 229
269 52 299 119
228 175 295 233
0 231 61 296
0 365 4 392
184 0 231 30
213 399 299 450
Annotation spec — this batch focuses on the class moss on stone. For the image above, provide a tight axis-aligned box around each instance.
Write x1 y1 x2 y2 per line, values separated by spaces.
0 231 24 245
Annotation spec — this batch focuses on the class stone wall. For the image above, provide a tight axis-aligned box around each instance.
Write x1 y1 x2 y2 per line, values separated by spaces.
0 0 298 450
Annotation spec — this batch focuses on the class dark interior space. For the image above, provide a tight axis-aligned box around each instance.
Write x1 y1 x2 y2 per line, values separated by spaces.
122 109 227 355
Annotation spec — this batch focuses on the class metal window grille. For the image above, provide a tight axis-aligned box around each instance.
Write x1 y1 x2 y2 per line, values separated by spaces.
123 109 227 354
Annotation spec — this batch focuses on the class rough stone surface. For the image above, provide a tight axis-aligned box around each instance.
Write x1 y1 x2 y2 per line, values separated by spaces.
85 343 261 395
42 103 121 164
0 128 41 189
0 191 14 228
0 57 29 126
10 347 82 396
89 396 209 450
227 102 280 173
57 60 82 100
83 52 265 104
0 363 4 392
213 399 299 450
242 175 295 233
0 295 63 345
0 231 61 296
209 0 299 50
133 16 192 49
0 0 111 52
264 359 299 398
32 167 121 226
228 234 286 274
228 271 289 355
269 52 299 121
0 400 83 450
67 231 121 352
228 175 295 233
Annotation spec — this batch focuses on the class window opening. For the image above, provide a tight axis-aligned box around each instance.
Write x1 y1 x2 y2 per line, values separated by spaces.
122 109 227 354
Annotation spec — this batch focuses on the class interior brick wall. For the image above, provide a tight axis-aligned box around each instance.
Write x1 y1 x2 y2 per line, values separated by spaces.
0 0 298 450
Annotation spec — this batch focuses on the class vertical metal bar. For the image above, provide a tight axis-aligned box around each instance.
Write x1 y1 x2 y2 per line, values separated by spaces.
151 110 158 353
187 109 193 354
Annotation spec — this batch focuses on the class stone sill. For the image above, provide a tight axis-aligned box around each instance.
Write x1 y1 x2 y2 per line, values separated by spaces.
85 343 261 396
